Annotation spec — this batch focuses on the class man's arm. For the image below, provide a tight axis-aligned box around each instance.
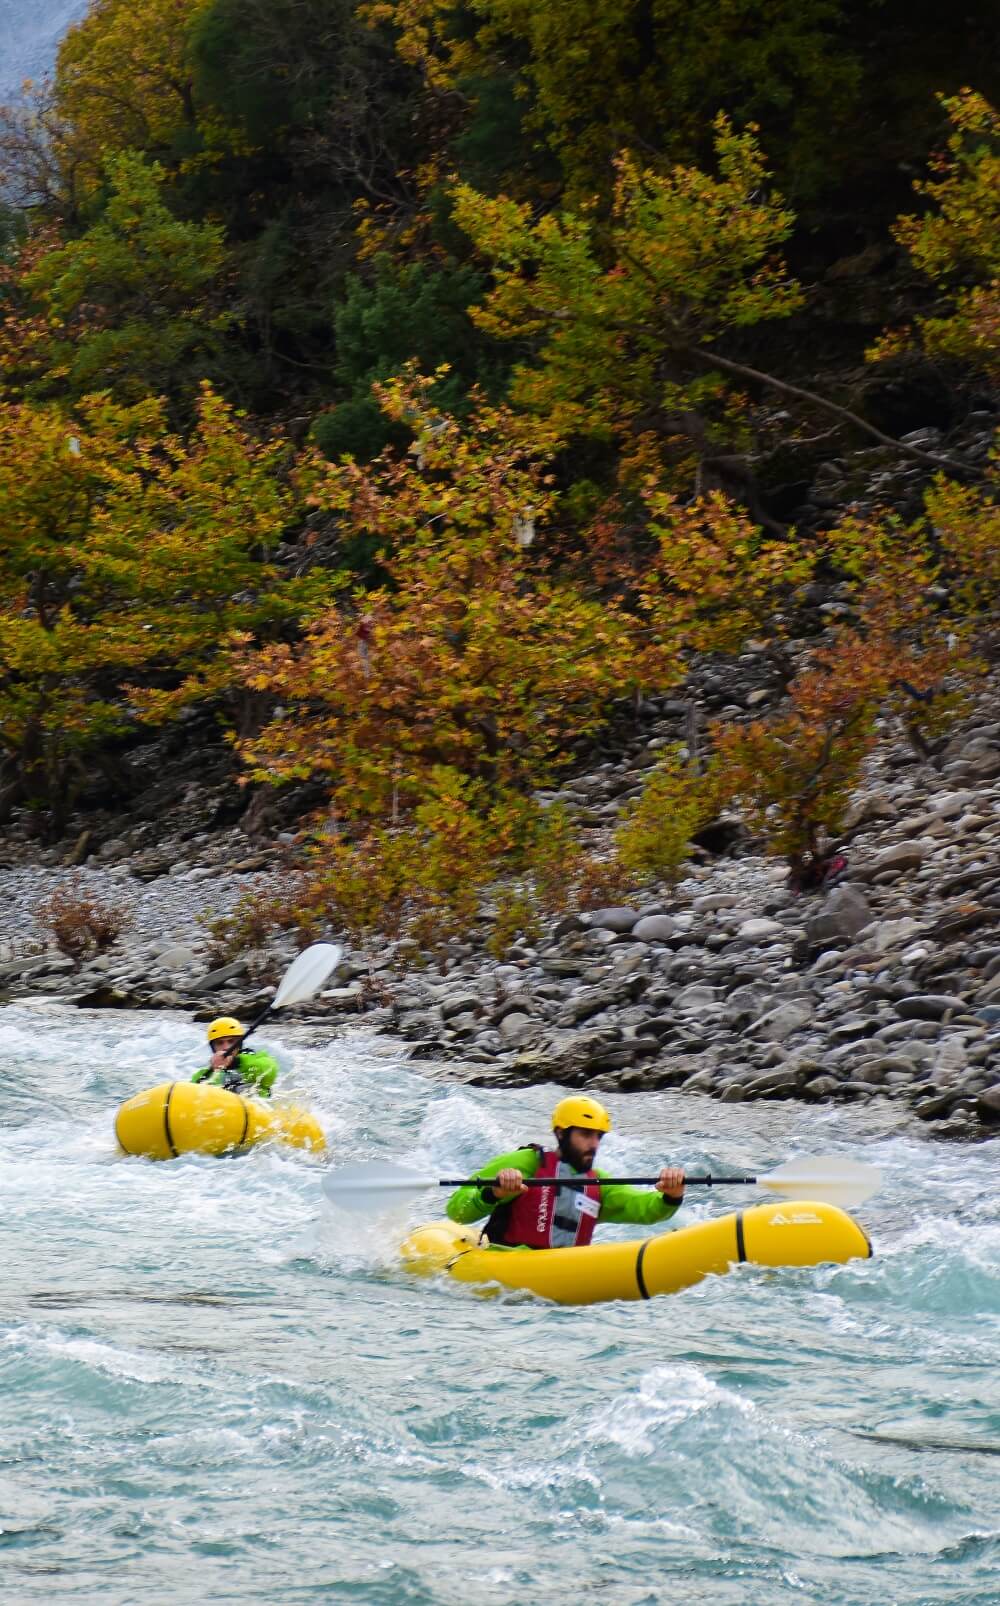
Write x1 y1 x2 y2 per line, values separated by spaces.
445 1148 542 1224
596 1168 684 1227
238 1050 279 1095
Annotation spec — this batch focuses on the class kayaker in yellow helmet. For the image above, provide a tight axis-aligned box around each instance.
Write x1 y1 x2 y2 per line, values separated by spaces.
191 1017 280 1098
446 1095 685 1248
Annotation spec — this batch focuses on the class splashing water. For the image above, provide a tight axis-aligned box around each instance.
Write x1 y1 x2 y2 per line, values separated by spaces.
1 1002 997 1604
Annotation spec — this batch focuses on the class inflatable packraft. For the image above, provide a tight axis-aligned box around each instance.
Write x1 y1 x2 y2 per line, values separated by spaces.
399 1199 871 1305
115 1081 325 1160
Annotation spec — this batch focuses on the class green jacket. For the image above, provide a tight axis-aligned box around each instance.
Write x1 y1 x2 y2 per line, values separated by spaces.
446 1146 681 1236
192 1049 279 1098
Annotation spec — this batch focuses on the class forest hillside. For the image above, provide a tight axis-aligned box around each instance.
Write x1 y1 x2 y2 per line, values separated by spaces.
0 0 998 968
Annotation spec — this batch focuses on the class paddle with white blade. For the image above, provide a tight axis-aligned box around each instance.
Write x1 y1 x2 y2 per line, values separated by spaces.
240 942 344 1046
322 1153 881 1214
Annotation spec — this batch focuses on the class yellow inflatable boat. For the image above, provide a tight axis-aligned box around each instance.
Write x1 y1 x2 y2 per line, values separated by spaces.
399 1199 871 1305
115 1081 325 1160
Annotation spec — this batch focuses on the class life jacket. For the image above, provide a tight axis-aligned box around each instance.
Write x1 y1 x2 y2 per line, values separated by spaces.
485 1145 602 1248
192 1054 252 1094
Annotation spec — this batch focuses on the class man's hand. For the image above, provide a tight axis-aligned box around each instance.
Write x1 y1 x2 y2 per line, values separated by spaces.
210 1044 239 1071
491 1168 527 1201
656 1166 685 1200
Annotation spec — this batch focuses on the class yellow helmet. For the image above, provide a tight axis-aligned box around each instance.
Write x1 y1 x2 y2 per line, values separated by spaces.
207 1016 245 1043
551 1095 611 1134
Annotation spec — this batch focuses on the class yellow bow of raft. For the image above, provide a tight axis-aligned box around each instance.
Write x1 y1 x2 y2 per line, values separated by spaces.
115 1081 325 1160
400 1200 871 1305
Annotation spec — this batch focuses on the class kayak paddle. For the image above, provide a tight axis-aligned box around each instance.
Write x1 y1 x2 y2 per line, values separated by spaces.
322 1154 881 1214
240 942 344 1045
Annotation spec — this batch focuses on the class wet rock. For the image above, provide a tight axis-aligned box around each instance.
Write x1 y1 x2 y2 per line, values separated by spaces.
398 1012 438 1040
915 1090 959 1120
741 1069 801 1099
803 1074 840 1098
72 985 141 1009
976 1085 1000 1121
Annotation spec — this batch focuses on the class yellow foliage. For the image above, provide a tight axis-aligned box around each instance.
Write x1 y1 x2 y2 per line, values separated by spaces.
54 0 213 189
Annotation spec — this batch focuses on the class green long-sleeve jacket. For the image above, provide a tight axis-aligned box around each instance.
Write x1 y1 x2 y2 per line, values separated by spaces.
446 1146 681 1237
191 1049 279 1098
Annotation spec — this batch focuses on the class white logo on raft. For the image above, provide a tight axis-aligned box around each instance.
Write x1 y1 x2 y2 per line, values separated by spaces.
770 1211 823 1226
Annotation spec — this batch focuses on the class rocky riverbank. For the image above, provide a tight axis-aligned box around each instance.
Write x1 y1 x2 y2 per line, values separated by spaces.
2 671 999 1140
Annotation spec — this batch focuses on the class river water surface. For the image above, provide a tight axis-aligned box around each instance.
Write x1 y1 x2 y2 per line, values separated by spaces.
1 1001 997 1604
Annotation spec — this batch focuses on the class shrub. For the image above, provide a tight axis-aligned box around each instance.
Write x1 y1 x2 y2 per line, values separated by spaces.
34 875 136 964
485 886 543 959
197 875 326 968
615 746 723 887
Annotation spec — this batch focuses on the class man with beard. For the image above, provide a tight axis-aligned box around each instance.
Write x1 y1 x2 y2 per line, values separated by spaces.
446 1095 684 1247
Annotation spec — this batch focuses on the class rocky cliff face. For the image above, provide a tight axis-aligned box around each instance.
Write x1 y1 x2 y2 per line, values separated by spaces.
0 0 86 101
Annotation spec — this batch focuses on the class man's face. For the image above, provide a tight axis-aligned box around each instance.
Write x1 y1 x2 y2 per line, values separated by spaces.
556 1125 604 1169
212 1035 241 1057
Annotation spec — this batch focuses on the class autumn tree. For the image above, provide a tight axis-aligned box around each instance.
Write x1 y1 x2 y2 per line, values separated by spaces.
709 512 980 874
366 0 1000 225
237 369 646 820
53 0 211 189
451 119 802 483
0 387 328 829
869 90 1000 380
452 118 975 499
239 362 818 820
16 152 230 406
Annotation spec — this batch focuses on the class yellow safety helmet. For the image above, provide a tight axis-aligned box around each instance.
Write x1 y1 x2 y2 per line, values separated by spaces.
207 1016 245 1043
551 1095 612 1134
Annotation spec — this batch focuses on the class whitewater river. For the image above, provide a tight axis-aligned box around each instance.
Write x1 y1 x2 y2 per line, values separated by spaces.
1 1001 997 1605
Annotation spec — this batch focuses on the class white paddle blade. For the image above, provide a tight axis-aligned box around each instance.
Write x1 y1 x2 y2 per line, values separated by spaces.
322 1159 436 1213
756 1154 882 1210
273 942 343 1008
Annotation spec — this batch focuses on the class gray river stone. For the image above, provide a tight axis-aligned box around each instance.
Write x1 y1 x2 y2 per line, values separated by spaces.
896 994 969 1021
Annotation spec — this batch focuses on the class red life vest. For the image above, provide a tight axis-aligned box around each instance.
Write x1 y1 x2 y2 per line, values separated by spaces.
488 1147 602 1248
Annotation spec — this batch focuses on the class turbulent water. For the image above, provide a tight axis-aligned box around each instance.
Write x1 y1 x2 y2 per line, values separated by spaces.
1 1001 997 1604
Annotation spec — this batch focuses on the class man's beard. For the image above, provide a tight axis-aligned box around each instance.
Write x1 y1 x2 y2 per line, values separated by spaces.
557 1130 596 1170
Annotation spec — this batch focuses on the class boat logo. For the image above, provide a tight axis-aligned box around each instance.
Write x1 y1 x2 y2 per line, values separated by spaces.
770 1211 822 1226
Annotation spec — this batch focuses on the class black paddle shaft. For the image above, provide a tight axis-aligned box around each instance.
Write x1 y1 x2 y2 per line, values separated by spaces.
441 1175 756 1189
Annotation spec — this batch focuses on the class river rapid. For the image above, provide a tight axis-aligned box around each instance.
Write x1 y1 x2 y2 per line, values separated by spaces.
1 1001 997 1605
